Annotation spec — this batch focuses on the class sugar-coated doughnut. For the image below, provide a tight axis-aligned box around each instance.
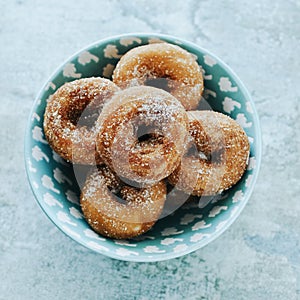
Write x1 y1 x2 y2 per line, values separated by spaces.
96 86 189 185
44 77 119 165
80 165 166 239
112 43 204 110
168 111 250 196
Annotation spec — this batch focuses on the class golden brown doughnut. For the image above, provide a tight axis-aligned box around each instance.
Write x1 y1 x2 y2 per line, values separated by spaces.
80 165 167 239
43 77 119 165
112 43 204 110
96 86 189 185
168 111 250 196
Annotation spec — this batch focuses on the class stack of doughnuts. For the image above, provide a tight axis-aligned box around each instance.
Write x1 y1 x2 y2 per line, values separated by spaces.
44 42 250 239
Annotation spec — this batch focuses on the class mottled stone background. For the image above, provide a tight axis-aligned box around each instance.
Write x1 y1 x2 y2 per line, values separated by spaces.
1 0 300 299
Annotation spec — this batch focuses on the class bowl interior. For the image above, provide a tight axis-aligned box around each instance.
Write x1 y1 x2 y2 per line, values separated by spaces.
25 34 261 261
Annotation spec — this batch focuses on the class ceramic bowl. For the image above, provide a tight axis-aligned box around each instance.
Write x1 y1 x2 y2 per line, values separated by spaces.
24 33 261 262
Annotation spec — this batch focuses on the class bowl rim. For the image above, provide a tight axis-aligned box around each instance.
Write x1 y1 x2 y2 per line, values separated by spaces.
24 32 262 262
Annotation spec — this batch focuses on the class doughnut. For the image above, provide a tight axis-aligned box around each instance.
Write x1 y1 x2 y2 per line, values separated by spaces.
168 111 250 196
80 165 167 239
96 86 189 185
43 77 119 165
112 43 204 110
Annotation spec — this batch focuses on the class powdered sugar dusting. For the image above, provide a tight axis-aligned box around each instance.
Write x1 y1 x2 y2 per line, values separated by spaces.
43 77 119 164
112 43 204 110
96 86 189 185
80 165 167 239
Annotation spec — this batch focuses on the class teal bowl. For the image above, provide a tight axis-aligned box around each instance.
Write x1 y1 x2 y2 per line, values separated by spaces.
24 33 261 262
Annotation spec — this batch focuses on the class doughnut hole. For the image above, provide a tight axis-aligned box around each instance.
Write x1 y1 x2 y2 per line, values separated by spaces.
144 77 170 92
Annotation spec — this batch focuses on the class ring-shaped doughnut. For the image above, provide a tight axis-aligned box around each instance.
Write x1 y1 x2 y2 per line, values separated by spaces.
80 165 166 239
96 86 189 185
43 77 119 164
168 111 250 196
112 43 204 110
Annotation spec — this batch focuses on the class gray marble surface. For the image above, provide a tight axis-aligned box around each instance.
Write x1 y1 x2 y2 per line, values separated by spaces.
1 0 300 299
